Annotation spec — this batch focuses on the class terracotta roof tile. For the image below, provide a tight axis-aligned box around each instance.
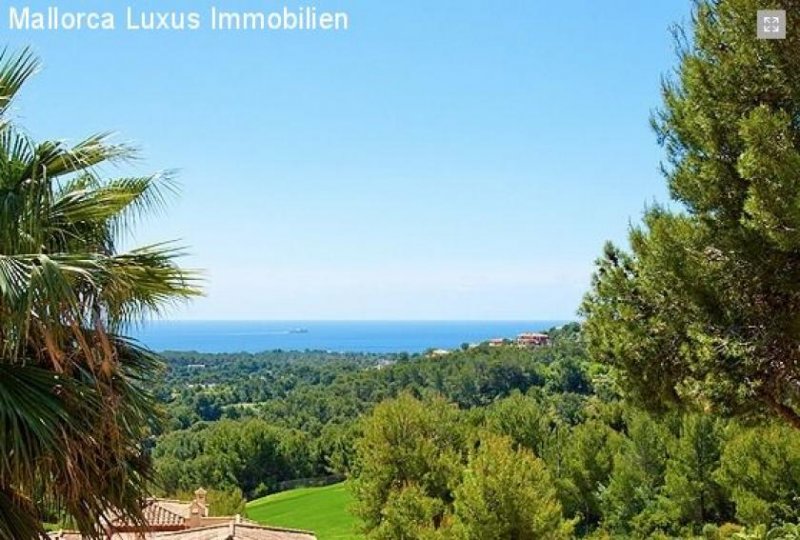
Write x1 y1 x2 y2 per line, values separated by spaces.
108 498 194 530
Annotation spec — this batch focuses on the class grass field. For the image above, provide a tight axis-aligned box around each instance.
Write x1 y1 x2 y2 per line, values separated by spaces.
246 482 363 540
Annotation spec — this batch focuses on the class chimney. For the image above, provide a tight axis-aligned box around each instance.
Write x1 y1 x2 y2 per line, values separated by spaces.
194 487 209 516
186 487 209 527
194 487 208 507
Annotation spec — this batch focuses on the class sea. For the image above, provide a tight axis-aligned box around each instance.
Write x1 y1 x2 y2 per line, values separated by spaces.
130 320 568 354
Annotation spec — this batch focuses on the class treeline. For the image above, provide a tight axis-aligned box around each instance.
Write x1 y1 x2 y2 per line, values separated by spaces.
155 350 389 429
155 334 590 434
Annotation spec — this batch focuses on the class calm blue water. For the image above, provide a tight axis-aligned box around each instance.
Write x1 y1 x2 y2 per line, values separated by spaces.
130 320 567 354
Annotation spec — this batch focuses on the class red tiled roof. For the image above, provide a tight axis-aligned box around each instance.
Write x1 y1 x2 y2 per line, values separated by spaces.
108 498 193 531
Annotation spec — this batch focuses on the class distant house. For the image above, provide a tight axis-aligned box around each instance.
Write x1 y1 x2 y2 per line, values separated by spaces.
49 488 316 540
429 349 451 358
488 338 506 347
516 332 550 348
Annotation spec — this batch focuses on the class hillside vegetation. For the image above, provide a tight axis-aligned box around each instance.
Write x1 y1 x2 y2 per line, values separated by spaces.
151 324 800 538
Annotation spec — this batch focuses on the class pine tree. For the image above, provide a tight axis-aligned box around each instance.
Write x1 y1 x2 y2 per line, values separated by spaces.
661 415 732 530
352 394 466 535
582 0 800 427
555 420 622 533
452 435 573 540
600 411 672 536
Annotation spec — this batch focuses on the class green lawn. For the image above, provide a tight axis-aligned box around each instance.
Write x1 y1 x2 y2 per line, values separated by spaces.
246 482 363 540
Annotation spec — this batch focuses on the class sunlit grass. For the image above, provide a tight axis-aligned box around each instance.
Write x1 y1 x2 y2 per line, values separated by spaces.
246 482 362 540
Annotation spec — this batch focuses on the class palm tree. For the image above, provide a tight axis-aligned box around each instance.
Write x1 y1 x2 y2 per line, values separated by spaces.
0 47 201 538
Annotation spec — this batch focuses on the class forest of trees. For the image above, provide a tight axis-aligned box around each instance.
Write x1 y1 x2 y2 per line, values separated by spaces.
151 332 583 496
151 325 800 538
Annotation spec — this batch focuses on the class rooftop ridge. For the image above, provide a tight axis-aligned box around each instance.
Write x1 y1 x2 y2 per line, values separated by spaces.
150 519 317 538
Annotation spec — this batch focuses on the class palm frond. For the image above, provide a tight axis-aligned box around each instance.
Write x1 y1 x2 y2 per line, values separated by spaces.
37 134 137 179
0 46 38 117
101 243 203 327
49 172 180 249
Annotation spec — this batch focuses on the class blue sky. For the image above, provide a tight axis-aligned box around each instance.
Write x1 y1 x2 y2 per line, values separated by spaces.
6 0 689 320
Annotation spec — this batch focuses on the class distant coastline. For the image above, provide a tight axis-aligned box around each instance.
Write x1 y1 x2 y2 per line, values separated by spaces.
131 320 570 354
